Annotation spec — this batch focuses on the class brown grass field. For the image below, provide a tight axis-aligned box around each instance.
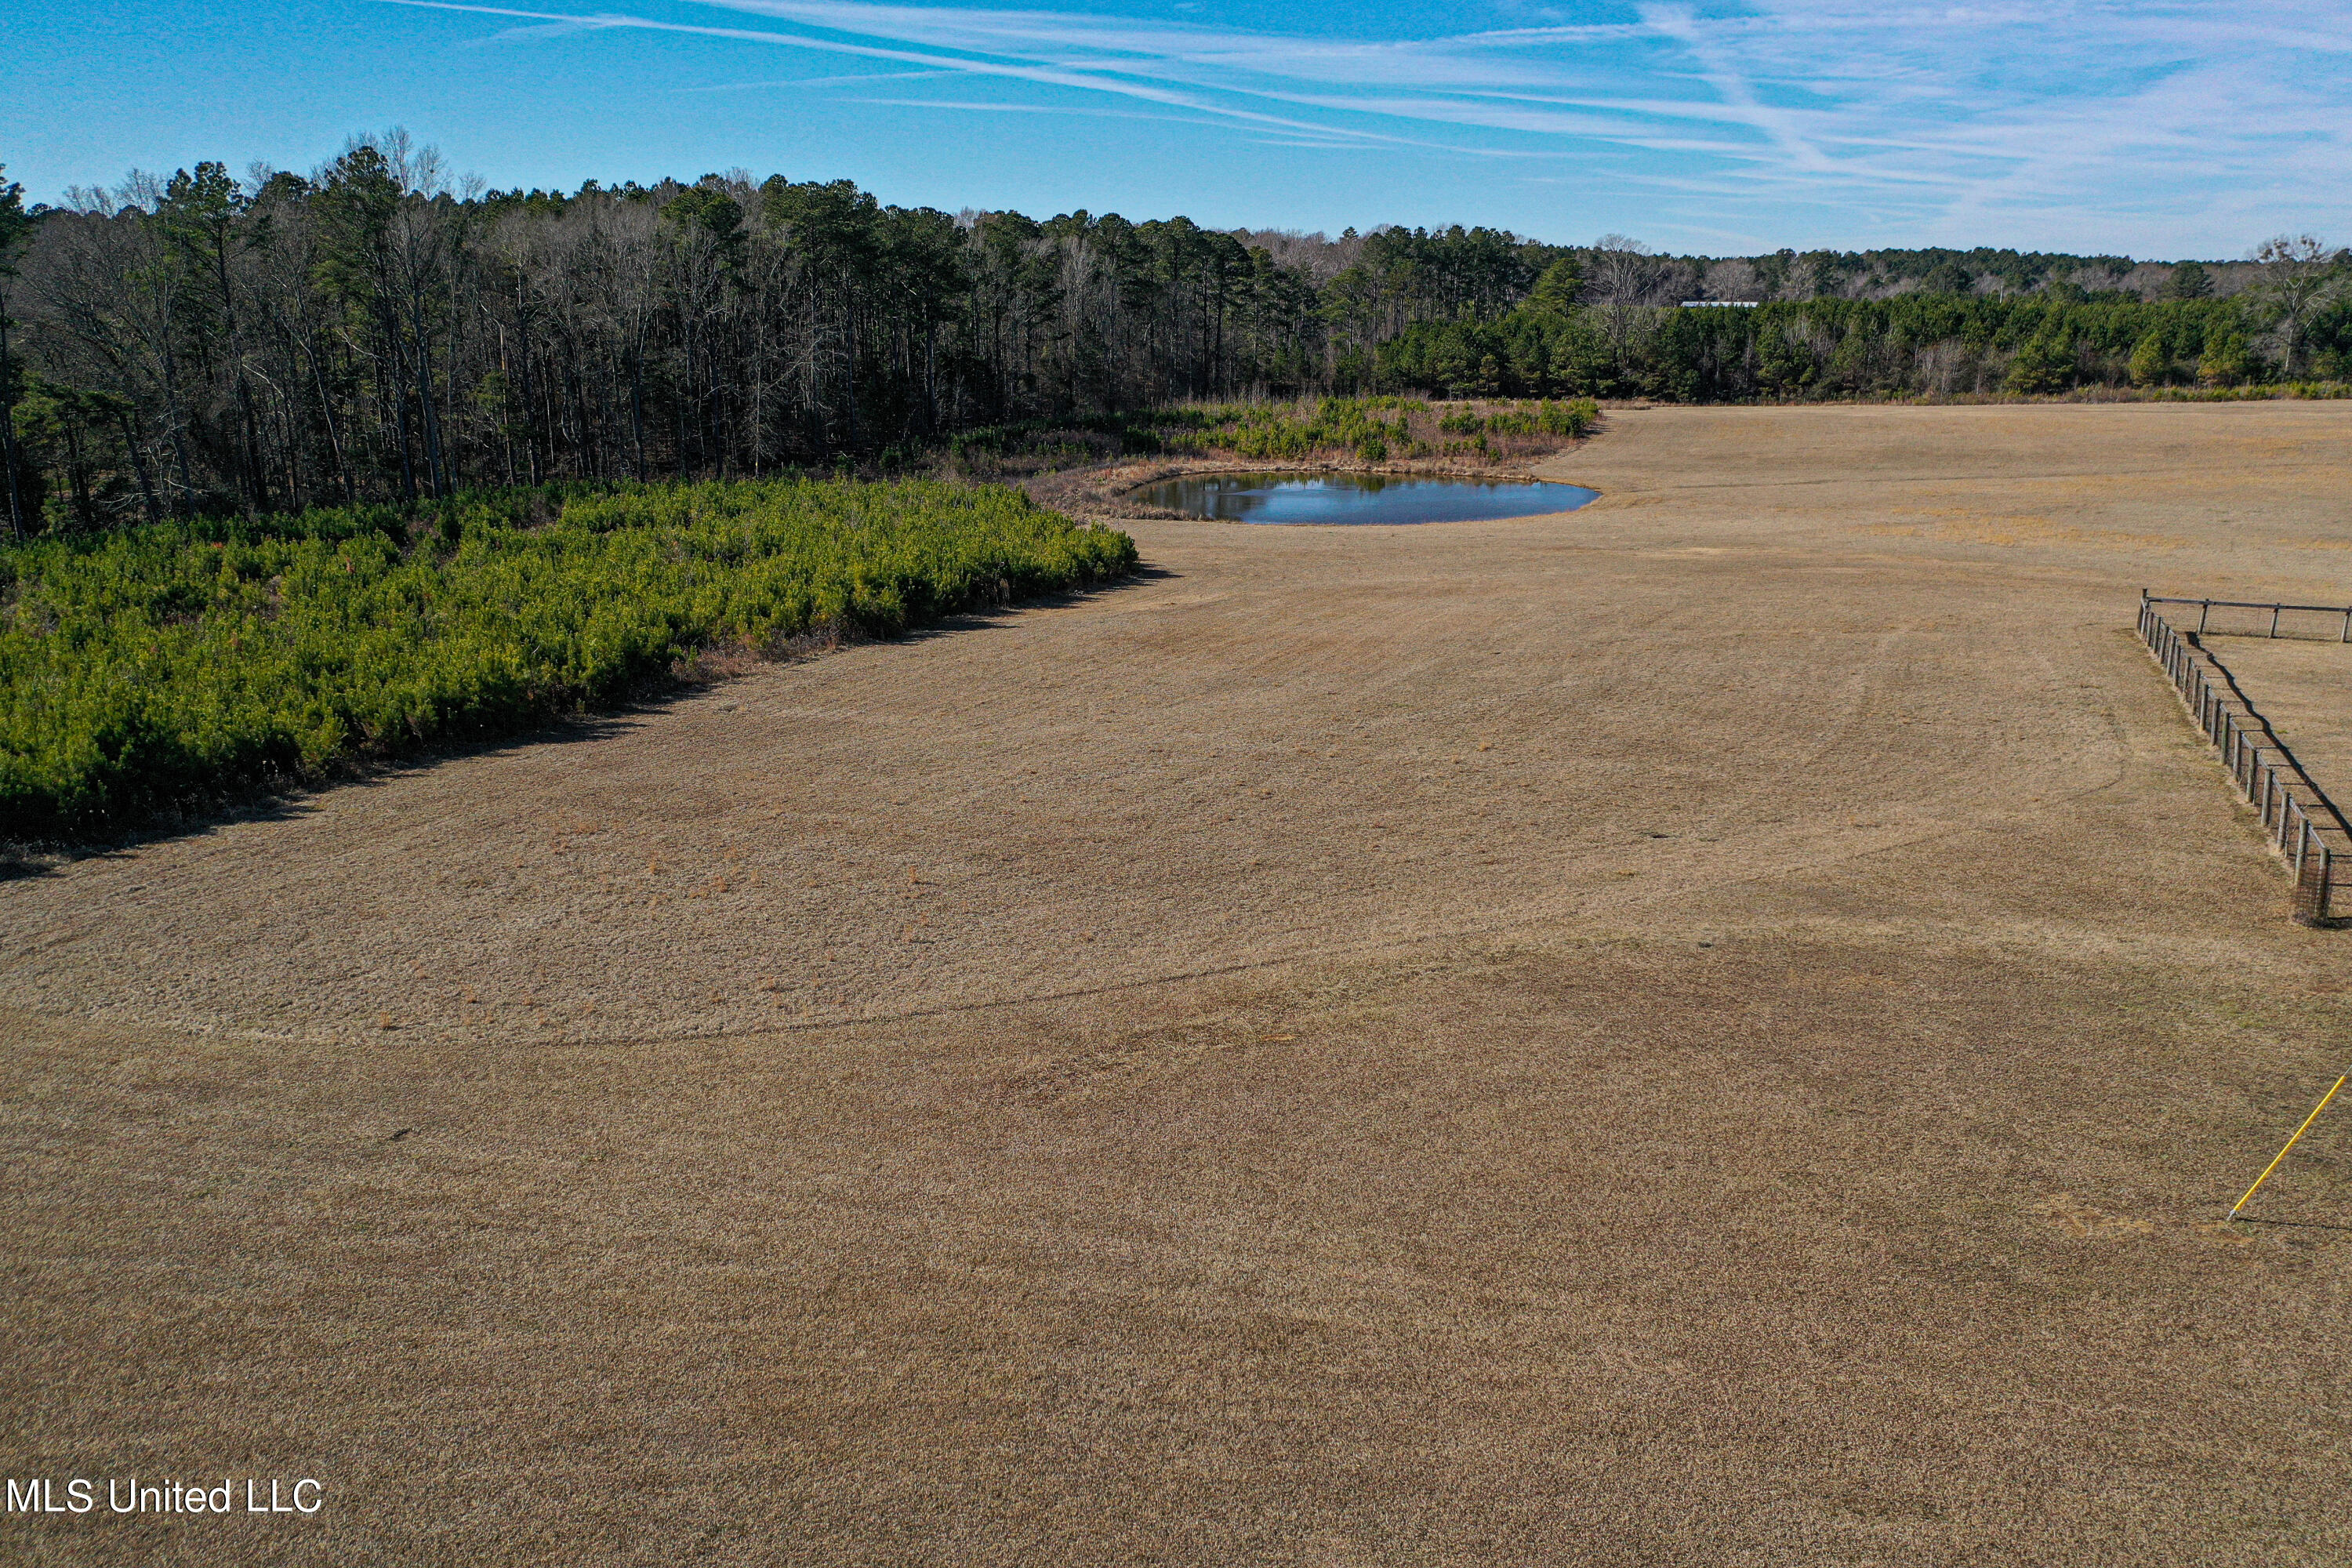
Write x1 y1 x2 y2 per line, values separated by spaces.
2208 635 2352 808
5 401 2350 1565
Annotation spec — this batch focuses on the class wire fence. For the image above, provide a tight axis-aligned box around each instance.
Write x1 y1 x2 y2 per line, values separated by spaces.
2140 593 2348 924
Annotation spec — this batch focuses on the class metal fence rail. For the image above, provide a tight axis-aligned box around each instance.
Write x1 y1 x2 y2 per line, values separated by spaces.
2140 593 2347 924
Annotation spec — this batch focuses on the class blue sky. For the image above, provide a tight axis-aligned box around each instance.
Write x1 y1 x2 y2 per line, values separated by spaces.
6 0 2349 256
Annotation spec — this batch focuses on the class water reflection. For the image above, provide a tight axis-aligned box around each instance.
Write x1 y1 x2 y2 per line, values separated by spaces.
1136 471 1600 524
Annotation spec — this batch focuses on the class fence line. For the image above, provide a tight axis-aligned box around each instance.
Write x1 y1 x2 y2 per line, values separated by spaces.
2139 592 2347 924
2142 593 2352 641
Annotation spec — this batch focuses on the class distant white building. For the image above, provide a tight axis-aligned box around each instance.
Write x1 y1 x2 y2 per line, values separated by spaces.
1679 300 1761 308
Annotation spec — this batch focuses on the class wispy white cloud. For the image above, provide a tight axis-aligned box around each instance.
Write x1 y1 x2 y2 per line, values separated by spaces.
846 97 1212 129
681 67 958 89
384 0 1457 147
383 0 2352 251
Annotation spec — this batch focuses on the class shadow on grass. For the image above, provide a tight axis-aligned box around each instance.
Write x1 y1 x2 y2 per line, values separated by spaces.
1 566 1168 880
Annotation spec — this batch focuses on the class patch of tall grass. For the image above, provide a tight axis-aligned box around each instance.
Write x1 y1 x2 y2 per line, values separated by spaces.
928 397 1600 482
2143 380 2351 402
0 478 1135 838
1155 396 1599 464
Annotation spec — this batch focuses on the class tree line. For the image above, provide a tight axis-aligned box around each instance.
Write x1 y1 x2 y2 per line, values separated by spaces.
2 135 2345 535
1374 277 2351 404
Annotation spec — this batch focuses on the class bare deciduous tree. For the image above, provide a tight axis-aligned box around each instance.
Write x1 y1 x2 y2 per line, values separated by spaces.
2249 234 2348 378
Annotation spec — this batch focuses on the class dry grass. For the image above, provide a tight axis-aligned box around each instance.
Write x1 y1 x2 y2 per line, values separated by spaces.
5 401 2351 1565
2204 637 2352 810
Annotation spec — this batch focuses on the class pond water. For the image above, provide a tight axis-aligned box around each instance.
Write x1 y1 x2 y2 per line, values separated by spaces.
1137 471 1601 525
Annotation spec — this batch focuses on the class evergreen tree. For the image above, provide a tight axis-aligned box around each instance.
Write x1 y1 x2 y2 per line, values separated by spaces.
0 165 31 536
2198 332 2250 387
2167 261 2213 299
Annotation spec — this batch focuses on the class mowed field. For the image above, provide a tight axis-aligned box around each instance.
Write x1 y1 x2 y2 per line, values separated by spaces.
5 402 2350 1565
2210 635 2352 805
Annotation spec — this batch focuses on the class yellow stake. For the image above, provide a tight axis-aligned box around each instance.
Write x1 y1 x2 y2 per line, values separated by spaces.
2230 1073 2349 1219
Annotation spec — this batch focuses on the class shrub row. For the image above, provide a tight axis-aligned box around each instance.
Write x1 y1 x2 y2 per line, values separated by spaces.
0 477 1136 838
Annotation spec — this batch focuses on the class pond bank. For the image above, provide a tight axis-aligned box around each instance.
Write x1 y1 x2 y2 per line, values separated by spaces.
1024 445 1599 522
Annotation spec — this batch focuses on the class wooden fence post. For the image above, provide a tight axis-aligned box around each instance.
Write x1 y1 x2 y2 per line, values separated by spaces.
2293 835 2332 926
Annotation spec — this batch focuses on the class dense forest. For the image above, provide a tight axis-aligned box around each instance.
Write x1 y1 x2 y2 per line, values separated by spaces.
2 134 2347 534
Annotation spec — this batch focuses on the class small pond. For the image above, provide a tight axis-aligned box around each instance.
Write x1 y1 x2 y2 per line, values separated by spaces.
1137 471 1600 525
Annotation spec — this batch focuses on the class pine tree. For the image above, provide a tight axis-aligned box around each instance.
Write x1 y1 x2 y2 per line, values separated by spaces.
0 165 31 537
